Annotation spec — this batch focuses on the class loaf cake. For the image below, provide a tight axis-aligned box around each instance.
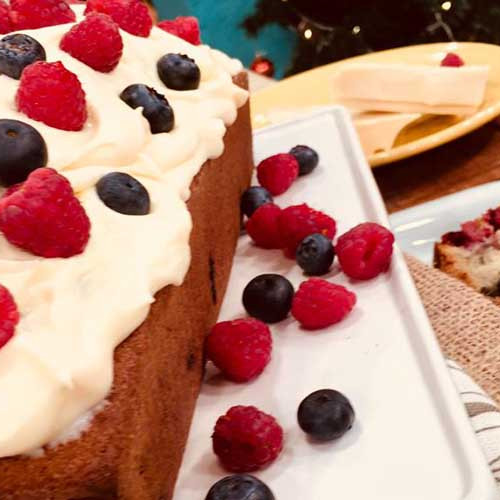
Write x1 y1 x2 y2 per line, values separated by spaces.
435 207 500 299
0 2 252 498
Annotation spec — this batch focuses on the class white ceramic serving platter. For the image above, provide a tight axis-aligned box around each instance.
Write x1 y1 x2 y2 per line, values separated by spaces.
390 181 500 265
174 108 498 499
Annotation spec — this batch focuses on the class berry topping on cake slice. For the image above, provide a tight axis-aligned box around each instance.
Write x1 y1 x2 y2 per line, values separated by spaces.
157 53 200 91
10 0 76 30
0 1 13 35
0 285 19 349
0 119 48 186
60 13 123 73
0 34 46 80
435 206 500 297
85 0 153 38
0 168 90 258
120 84 175 134
157 16 201 45
16 61 87 131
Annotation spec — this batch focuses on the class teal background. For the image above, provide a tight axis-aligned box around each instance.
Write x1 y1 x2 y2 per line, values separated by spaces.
154 0 296 78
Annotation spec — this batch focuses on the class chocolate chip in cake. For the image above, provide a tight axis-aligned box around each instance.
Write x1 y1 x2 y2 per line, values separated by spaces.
186 352 196 370
209 256 217 305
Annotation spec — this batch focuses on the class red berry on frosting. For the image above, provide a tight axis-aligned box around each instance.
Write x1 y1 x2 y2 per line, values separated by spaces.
206 318 272 383
158 16 201 45
0 1 13 34
0 285 19 349
336 222 395 280
257 153 299 196
212 405 284 472
16 61 87 131
85 0 152 38
60 13 123 73
10 0 75 30
246 203 283 249
0 168 90 258
291 278 356 330
441 52 464 67
278 203 336 258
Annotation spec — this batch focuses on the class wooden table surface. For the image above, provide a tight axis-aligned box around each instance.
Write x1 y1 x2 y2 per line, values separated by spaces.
373 121 500 214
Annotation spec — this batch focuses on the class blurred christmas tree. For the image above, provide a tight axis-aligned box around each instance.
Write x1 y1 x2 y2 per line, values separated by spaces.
243 0 500 76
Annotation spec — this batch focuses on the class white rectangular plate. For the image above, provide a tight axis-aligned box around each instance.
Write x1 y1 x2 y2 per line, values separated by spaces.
390 181 500 264
174 108 498 499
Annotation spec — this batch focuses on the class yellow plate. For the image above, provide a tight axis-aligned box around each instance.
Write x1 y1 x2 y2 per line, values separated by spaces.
251 42 500 167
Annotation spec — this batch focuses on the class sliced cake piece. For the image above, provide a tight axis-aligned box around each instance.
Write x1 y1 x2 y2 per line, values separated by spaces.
434 207 500 298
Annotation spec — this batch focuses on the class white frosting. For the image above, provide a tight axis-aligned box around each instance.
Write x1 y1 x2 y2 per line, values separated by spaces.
0 6 248 457
332 63 489 116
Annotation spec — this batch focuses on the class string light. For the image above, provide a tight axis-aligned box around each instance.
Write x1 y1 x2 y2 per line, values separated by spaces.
304 28 313 39
352 25 361 35
441 1 452 10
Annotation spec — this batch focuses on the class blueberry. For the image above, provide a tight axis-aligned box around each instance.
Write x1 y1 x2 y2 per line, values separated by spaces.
96 172 150 216
296 233 335 276
240 186 273 218
120 84 174 134
157 53 200 91
0 34 46 80
0 119 47 186
205 475 275 500
289 145 319 176
243 274 294 324
298 389 355 442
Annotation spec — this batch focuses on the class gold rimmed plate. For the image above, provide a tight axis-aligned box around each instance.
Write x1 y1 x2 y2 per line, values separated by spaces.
251 42 500 167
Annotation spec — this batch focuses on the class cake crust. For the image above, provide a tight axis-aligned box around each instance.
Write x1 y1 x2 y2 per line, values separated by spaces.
0 73 252 500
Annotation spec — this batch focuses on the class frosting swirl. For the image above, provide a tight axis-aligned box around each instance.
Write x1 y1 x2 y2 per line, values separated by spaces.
0 7 247 457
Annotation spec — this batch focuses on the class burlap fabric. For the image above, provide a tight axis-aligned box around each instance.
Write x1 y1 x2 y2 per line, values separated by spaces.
407 254 500 483
406 254 500 402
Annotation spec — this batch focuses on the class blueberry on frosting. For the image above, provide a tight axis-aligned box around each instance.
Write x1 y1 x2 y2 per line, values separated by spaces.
0 34 46 80
96 172 150 216
120 84 175 134
157 53 200 91
0 119 48 186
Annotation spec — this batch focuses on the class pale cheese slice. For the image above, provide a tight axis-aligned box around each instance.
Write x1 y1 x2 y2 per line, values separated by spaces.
332 63 489 116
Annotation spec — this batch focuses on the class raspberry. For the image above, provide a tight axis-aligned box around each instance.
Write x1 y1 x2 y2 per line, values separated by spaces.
10 0 75 30
0 168 91 258
441 52 464 67
257 154 299 196
158 16 201 45
336 222 395 280
0 1 13 34
0 285 19 349
85 0 152 38
212 406 283 472
485 208 500 230
16 61 87 131
291 278 356 330
246 203 283 249
206 318 272 382
461 219 493 243
60 13 123 73
278 204 336 258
